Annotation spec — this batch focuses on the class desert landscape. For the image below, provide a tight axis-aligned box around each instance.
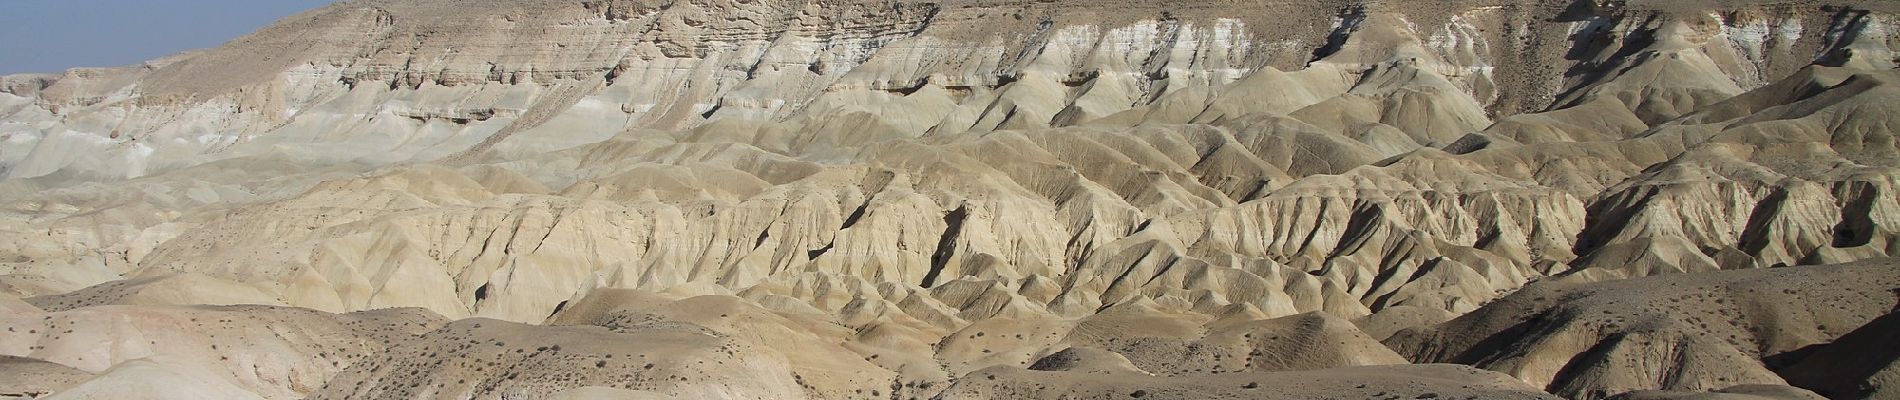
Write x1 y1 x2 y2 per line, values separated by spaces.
1 0 1898 398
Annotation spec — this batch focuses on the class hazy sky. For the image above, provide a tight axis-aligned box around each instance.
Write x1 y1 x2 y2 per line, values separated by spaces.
0 0 334 75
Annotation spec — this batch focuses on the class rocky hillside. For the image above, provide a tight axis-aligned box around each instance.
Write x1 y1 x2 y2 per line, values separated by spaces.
2 0 1899 399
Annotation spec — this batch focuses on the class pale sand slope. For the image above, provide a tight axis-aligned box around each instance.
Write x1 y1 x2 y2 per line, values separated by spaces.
309 288 1510 399
0 356 91 398
0 305 444 399
939 364 1561 399
1610 385 1828 400
1389 258 1900 400
7 262 1898 399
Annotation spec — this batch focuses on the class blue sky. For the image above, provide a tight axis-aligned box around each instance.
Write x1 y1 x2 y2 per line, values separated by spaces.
0 0 334 75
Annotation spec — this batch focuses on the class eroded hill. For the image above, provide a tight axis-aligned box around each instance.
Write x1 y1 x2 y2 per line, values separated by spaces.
2 0 1899 398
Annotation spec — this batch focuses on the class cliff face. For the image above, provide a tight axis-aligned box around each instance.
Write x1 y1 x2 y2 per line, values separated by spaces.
6 0 1897 179
4 0 1899 335
3 0 1900 398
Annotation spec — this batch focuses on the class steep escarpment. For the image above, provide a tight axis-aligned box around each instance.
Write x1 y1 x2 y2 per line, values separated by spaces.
3 0 1900 398
4 0 1897 179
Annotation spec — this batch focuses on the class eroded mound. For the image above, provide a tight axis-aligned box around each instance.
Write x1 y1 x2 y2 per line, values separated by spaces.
0 356 91 398
0 305 444 399
1389 259 1900 399
940 363 1560 399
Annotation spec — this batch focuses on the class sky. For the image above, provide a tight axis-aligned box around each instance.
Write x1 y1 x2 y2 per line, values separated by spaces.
0 0 334 75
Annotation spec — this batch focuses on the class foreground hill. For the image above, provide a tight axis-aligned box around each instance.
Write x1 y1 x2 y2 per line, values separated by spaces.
1389 258 1900 399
